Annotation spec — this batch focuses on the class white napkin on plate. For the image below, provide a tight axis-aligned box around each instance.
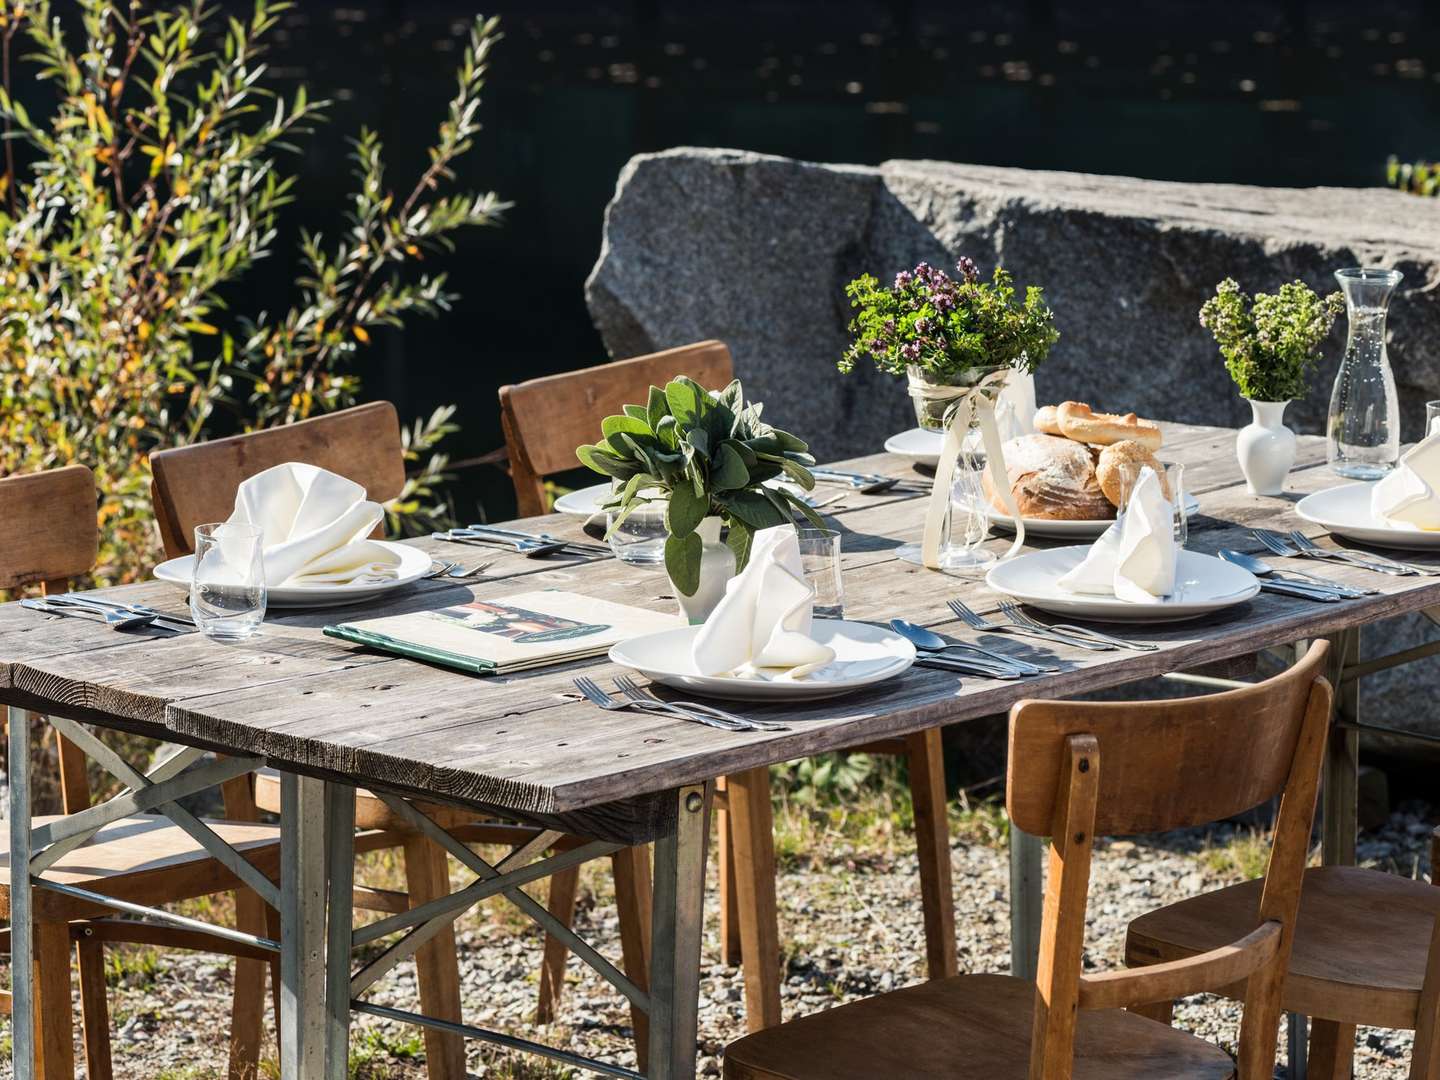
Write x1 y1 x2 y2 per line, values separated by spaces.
1057 466 1178 603
1372 432 1440 531
226 462 401 586
692 525 836 677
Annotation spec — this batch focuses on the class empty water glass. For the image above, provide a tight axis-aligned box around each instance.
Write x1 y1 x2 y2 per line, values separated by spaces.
796 527 844 619
191 522 266 640
1116 461 1187 547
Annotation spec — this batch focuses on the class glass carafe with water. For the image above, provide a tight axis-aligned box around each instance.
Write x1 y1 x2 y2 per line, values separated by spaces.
1327 267 1403 479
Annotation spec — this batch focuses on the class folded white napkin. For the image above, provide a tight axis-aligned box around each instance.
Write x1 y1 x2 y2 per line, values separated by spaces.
1058 466 1178 603
226 462 401 586
1372 432 1440 531
692 525 836 678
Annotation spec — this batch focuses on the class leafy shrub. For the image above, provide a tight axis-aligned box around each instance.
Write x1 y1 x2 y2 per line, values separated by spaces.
1199 278 1343 402
0 1 507 582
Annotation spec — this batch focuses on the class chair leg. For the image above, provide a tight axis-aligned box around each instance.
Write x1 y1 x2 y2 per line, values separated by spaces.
905 729 957 980
536 864 581 1024
75 935 113 1080
228 886 272 1079
726 767 783 1032
1128 1000 1174 1025
611 845 653 1072
717 776 743 967
34 920 75 1080
402 835 467 1080
1308 1020 1356 1079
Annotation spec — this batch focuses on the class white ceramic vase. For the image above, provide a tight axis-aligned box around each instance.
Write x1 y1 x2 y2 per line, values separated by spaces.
1236 399 1296 496
671 516 735 624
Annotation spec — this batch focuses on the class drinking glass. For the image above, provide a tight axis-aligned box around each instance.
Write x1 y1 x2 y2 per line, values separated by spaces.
1427 400 1440 440
1116 461 1187 547
796 527 844 619
191 522 266 640
606 500 668 565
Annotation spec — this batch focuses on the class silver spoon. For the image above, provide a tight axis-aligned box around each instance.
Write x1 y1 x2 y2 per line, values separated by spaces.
889 619 1049 676
1218 549 1361 600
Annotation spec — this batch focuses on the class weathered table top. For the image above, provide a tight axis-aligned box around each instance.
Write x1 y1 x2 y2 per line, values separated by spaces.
3 422 1437 836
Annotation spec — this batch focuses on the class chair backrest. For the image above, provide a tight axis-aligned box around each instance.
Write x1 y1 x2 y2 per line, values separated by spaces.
1007 640 1332 1080
0 465 98 594
148 401 406 558
0 465 100 813
498 340 734 517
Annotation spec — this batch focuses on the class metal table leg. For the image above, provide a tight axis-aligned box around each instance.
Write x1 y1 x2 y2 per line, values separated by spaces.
1009 826 1044 981
647 783 712 1080
280 772 329 1079
8 706 34 1079
325 783 356 1079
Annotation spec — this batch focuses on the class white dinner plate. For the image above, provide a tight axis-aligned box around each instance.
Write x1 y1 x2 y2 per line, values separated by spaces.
1295 482 1440 551
153 541 433 609
883 427 945 467
986 547 1259 623
609 619 916 701
553 479 813 518
984 493 1202 539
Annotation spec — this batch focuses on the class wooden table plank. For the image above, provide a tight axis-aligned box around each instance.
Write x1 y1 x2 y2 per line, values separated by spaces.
5 422 1432 815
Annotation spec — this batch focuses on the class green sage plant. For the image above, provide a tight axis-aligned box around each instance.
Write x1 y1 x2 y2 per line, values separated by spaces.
0 1 506 583
1199 278 1344 402
839 257 1058 386
575 377 820 595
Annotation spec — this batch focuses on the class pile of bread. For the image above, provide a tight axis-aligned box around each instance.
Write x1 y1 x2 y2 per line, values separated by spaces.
982 402 1165 521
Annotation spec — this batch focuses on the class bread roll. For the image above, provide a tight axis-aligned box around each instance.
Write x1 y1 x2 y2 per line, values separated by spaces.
1096 440 1168 507
1034 405 1062 436
1056 401 1162 450
982 433 1114 521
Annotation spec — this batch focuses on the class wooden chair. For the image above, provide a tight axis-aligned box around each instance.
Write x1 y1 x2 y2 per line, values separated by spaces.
150 403 654 1077
498 342 957 1033
722 641 1333 1079
0 464 284 1080
1128 810 1440 1077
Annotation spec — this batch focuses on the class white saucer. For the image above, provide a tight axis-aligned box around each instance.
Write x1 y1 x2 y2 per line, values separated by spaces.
985 493 1201 539
553 482 614 517
1296 482 1440 551
986 547 1259 623
154 541 432 609
609 619 915 701
883 428 945 467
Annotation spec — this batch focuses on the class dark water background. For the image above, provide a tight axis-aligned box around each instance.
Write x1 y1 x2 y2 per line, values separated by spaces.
30 2 1440 517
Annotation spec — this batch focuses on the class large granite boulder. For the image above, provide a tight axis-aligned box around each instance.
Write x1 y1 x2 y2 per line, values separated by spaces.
587 147 1440 463
586 148 1440 757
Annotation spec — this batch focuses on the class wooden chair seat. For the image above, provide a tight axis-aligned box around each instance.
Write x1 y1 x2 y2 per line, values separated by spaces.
0 814 282 921
1128 865 1440 1030
723 973 1236 1079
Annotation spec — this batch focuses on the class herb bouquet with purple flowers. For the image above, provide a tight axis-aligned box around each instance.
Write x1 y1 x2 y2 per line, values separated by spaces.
839 258 1058 569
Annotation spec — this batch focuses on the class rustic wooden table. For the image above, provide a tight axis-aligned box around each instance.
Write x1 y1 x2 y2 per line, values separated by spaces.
6 421 1436 1079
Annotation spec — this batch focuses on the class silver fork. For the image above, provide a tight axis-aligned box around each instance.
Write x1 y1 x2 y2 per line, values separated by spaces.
1238 537 1378 595
614 675 789 732
22 598 162 631
1252 530 1405 576
446 560 495 579
572 677 747 732
998 600 1160 653
425 561 460 579
1288 530 1438 577
946 598 1115 652
53 594 197 628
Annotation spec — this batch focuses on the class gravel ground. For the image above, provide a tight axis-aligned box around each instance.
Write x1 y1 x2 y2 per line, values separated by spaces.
1 800 1432 1079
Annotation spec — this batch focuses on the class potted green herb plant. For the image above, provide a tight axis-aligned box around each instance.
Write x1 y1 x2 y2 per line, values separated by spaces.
576 377 822 622
1199 278 1344 495
839 257 1058 569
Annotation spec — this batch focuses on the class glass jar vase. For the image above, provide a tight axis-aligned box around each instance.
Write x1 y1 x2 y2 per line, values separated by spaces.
1328 267 1403 480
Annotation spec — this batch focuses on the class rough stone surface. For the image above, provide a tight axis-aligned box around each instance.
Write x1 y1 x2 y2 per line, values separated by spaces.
586 147 1440 461
587 148 1440 746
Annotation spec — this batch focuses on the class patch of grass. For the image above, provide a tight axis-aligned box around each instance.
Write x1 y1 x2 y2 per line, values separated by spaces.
153 1066 221 1080
348 1026 426 1078
1199 829 1272 880
105 945 162 988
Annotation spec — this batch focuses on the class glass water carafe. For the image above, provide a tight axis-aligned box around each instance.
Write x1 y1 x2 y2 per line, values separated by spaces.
1327 267 1403 479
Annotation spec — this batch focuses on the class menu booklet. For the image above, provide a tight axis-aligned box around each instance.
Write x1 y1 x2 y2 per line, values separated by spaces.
323 590 680 675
